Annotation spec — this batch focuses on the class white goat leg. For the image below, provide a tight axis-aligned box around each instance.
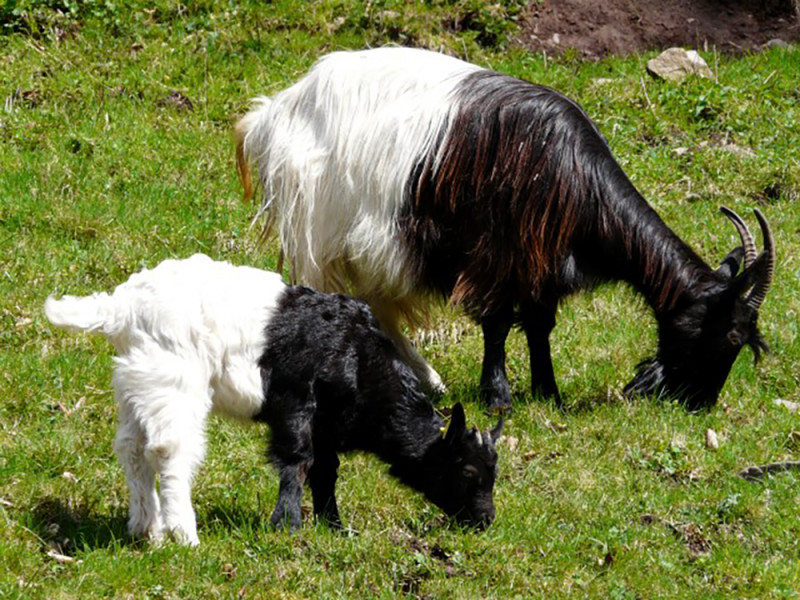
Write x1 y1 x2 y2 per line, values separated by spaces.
143 393 209 547
114 406 163 542
369 301 446 395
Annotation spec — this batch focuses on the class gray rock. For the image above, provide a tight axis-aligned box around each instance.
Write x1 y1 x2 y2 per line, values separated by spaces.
646 48 713 82
764 38 789 49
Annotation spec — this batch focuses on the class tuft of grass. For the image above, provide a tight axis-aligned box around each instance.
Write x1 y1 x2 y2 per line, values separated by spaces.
1 2 799 598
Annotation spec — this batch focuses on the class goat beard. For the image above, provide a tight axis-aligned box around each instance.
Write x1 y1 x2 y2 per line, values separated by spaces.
623 358 667 399
623 357 705 408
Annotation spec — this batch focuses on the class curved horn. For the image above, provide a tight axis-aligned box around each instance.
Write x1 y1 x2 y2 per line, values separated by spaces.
720 206 757 268
482 417 504 447
745 208 775 311
473 426 483 446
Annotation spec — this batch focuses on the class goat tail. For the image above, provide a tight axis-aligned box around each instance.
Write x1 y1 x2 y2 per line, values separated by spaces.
235 96 274 205
234 116 254 204
44 292 126 338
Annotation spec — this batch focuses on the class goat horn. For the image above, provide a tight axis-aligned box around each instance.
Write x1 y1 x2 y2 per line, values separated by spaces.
472 426 483 446
745 208 775 311
720 206 757 269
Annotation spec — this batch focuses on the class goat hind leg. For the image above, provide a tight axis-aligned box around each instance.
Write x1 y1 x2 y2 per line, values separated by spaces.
268 397 314 531
114 407 163 542
479 301 514 411
144 395 209 546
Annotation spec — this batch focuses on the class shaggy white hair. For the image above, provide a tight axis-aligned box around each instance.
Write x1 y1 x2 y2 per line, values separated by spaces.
237 47 481 394
45 254 285 546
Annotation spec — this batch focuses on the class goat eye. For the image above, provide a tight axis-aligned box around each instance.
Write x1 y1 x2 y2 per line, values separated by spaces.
462 465 479 480
727 329 743 346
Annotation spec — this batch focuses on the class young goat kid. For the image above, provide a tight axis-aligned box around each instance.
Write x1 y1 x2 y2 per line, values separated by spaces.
45 254 502 546
237 47 775 411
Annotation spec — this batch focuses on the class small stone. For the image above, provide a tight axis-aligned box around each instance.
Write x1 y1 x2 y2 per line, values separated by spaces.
500 435 519 452
705 428 719 450
328 16 346 33
763 38 789 49
774 398 800 412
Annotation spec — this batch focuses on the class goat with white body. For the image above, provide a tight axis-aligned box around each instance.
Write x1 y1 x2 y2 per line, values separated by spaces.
237 47 775 411
45 254 501 545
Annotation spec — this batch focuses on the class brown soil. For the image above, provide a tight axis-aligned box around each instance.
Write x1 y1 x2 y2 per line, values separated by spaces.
519 0 800 58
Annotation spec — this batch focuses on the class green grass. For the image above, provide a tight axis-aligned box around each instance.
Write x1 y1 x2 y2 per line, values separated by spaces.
2 2 799 598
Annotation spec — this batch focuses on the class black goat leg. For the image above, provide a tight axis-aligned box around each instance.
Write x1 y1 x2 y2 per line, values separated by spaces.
479 301 514 412
309 450 342 529
521 301 561 406
270 462 310 530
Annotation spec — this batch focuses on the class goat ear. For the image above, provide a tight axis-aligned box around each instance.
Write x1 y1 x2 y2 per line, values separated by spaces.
445 403 467 443
489 417 504 444
729 252 767 299
716 246 744 279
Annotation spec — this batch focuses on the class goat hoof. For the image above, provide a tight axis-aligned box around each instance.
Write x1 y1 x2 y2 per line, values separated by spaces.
271 515 302 532
480 386 512 413
486 402 512 417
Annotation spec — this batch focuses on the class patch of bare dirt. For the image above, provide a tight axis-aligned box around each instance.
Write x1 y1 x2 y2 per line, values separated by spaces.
520 0 800 58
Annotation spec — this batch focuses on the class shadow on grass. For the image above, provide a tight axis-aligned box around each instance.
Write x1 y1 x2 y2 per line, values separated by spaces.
440 381 624 417
202 504 272 538
443 378 708 417
29 496 130 553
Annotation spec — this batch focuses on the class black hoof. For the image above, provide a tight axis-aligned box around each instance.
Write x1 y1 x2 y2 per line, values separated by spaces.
480 385 512 412
485 399 512 416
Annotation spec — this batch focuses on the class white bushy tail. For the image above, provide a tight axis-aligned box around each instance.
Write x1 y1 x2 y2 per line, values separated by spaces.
44 292 124 337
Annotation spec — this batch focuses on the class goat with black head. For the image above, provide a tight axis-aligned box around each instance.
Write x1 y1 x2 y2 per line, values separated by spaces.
45 254 502 545
625 208 774 408
236 47 775 411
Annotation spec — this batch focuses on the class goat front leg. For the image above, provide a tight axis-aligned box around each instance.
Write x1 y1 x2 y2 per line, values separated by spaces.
308 451 342 529
479 301 514 412
521 301 561 405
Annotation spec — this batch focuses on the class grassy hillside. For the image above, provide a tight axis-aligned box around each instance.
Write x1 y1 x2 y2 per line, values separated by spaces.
1 2 799 597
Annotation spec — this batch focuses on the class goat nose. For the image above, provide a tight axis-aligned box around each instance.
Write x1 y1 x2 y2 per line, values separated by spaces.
474 507 495 530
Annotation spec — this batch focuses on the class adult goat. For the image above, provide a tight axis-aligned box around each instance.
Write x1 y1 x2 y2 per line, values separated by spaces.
236 47 775 411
